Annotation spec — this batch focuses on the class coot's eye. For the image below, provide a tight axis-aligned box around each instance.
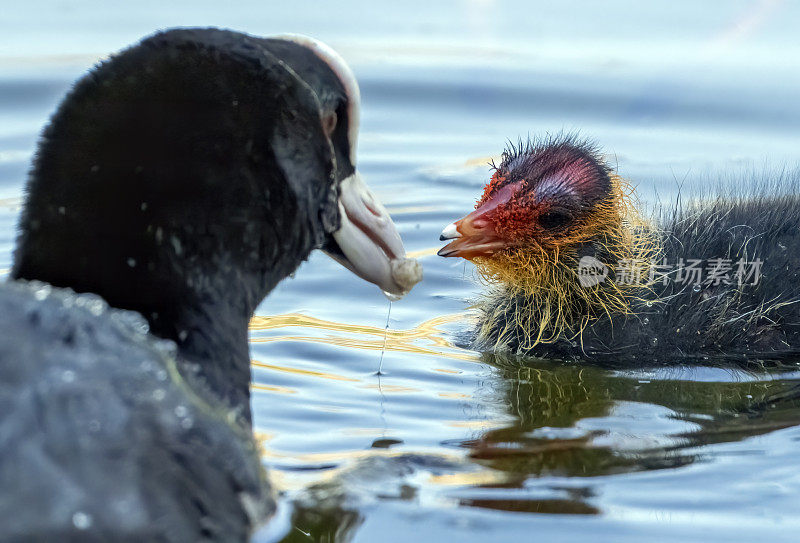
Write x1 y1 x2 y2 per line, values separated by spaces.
538 210 572 230
322 111 337 137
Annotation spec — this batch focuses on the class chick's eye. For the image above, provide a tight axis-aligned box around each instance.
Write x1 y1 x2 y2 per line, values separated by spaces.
322 111 337 137
538 210 572 230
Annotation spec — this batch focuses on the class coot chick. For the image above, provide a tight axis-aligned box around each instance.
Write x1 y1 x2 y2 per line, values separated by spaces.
438 135 800 364
3 28 420 541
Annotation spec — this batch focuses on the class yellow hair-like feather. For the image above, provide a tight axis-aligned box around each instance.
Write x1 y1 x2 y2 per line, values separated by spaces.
473 175 661 352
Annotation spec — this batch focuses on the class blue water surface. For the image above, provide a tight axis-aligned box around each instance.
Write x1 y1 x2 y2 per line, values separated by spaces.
3 2 800 541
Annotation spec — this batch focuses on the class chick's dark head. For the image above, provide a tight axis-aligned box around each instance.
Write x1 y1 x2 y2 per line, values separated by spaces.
438 136 657 348
439 138 618 260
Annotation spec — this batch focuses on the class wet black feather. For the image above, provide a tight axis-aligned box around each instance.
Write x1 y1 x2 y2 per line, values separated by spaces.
3 27 353 541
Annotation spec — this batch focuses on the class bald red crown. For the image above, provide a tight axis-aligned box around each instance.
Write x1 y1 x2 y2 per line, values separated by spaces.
479 138 612 241
439 137 615 259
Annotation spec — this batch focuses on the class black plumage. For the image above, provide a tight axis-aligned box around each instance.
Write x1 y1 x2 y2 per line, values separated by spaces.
2 27 380 541
13 29 343 417
0 282 269 541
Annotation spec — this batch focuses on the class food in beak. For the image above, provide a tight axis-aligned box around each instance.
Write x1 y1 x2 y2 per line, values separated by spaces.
325 172 422 298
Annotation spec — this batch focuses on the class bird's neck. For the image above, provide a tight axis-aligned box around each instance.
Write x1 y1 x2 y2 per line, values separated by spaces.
114 238 311 425
163 293 255 423
13 198 315 426
474 201 659 353
474 249 641 352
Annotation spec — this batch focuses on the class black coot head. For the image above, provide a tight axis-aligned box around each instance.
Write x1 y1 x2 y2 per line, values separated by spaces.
10 28 422 413
258 35 422 297
12 28 416 342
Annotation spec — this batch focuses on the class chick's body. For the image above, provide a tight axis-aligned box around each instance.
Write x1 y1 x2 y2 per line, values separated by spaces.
440 137 800 365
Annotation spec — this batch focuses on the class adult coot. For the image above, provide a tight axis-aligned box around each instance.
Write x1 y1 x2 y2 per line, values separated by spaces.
438 135 800 364
2 28 421 541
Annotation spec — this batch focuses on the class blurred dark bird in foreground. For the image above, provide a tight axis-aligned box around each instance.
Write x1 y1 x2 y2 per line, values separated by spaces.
3 27 419 542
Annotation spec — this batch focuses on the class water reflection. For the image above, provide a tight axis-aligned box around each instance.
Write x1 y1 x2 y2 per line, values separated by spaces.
274 336 800 539
452 352 800 514
250 312 480 362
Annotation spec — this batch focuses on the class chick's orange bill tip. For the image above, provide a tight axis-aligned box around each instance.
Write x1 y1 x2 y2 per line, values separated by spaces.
438 170 532 259
437 207 509 259
437 232 506 260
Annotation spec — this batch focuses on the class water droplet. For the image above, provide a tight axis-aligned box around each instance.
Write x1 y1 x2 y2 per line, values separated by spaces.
140 202 148 211
113 311 149 335
156 369 167 381
180 417 194 429
88 420 101 433
692 284 701 293
651 337 658 346
170 236 183 256
642 317 649 325
86 299 104 316
178 330 188 342
58 206 66 215
34 284 52 301
152 389 166 401
645 301 653 307
61 370 76 383
153 339 178 358
174 405 188 418
383 291 403 302
126 258 136 268
72 512 92 530
746 394 753 399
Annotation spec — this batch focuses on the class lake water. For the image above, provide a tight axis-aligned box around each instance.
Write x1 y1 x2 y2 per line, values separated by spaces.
3 1 800 541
